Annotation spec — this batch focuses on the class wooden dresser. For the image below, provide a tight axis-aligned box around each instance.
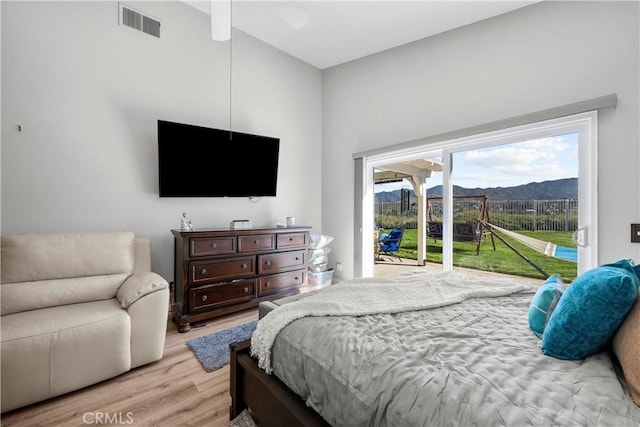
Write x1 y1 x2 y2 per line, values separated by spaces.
171 226 310 332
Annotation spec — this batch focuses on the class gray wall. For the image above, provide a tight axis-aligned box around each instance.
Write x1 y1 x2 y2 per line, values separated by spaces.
322 1 640 280
3 1 639 283
1 1 323 282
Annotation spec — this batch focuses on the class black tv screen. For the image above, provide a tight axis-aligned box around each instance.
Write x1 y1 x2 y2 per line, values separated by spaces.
158 120 280 197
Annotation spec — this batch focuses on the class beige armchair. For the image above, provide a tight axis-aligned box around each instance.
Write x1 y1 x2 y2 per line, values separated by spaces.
1 231 169 413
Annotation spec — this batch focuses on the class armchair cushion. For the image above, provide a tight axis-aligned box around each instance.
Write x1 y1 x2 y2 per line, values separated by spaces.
1 231 135 283
1 231 137 315
1 300 131 412
1 274 130 316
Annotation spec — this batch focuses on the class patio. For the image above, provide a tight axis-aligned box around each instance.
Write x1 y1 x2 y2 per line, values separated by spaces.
374 257 544 284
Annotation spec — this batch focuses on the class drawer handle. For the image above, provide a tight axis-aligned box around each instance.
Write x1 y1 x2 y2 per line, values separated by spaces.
254 240 260 245
241 263 248 269
243 287 249 293
265 282 271 288
201 268 207 275
289 237 294 241
295 256 300 261
265 260 272 266
295 276 299 281
201 294 208 302
210 243 217 249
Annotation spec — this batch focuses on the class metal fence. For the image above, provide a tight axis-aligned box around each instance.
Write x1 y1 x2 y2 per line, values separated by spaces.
375 199 578 231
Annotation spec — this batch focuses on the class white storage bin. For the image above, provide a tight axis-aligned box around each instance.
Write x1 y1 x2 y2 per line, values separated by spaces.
308 268 333 289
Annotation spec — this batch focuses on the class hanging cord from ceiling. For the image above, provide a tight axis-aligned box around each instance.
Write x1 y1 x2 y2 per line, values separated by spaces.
229 0 233 139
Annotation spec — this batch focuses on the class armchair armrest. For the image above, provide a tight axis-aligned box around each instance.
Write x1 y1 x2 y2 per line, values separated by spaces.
117 272 168 309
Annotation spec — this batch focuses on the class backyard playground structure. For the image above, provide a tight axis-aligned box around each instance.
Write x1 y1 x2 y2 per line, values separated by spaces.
377 195 578 277
377 196 579 232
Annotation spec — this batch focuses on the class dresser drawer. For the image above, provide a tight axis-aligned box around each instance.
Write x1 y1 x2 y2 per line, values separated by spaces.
238 234 275 253
190 279 256 311
190 237 236 257
190 257 255 283
258 270 304 296
277 232 308 249
258 250 306 274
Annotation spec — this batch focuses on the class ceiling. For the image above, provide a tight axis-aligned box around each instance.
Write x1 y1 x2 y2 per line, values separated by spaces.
184 1 539 69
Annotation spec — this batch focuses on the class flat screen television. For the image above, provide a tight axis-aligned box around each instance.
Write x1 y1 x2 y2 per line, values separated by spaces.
158 120 280 197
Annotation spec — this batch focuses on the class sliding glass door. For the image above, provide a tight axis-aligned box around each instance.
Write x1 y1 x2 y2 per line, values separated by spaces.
450 133 580 281
362 111 597 279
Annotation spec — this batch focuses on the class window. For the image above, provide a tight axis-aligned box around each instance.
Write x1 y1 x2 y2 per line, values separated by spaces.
359 111 597 278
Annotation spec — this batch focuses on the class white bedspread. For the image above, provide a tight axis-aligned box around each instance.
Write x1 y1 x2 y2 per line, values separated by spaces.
251 269 533 373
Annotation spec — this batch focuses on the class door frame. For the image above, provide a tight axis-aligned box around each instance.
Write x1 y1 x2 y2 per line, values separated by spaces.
360 111 598 277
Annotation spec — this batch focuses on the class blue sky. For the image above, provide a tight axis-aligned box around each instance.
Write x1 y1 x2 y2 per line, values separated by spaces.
375 132 579 192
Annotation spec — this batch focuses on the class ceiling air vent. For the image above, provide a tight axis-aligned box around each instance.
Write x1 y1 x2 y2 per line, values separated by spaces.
119 4 161 39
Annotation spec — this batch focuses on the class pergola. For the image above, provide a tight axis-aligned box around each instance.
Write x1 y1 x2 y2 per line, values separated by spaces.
374 158 443 265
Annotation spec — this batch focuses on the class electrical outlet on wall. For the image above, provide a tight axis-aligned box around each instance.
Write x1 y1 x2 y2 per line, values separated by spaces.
631 224 640 243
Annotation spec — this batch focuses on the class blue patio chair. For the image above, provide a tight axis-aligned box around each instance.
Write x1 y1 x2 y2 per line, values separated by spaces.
378 228 404 262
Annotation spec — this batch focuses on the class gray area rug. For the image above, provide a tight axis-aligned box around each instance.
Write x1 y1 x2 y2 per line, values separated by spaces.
229 409 257 427
187 320 258 372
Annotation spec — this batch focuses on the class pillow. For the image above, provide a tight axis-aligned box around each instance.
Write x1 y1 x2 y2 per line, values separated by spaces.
613 296 640 406
528 274 565 338
309 234 334 250
541 259 640 360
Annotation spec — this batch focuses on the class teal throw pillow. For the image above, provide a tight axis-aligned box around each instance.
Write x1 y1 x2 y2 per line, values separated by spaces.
528 274 565 338
541 259 640 360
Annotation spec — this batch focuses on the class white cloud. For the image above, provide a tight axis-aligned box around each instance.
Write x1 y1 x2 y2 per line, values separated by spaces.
456 135 576 184
376 134 578 192
463 136 570 165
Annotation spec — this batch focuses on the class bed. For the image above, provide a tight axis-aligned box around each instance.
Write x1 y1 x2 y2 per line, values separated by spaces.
230 269 640 426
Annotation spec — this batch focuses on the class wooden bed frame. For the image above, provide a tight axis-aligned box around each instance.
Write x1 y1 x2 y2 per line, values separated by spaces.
229 340 329 426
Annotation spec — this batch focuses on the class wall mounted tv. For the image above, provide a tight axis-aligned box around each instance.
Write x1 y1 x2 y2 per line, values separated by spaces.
158 120 280 197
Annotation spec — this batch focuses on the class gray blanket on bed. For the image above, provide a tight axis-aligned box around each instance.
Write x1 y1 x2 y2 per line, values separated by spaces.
252 270 532 373
268 274 640 426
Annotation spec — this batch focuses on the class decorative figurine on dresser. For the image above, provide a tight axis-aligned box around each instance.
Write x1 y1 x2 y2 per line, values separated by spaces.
171 225 310 332
180 212 194 231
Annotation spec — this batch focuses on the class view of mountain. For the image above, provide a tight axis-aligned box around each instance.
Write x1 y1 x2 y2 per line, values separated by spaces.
375 178 578 202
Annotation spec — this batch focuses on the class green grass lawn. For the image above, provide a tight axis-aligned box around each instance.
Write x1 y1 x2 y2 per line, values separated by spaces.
380 228 578 281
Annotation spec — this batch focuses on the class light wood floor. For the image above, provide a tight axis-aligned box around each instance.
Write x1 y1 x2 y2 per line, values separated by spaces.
1 309 258 427
1 265 538 427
